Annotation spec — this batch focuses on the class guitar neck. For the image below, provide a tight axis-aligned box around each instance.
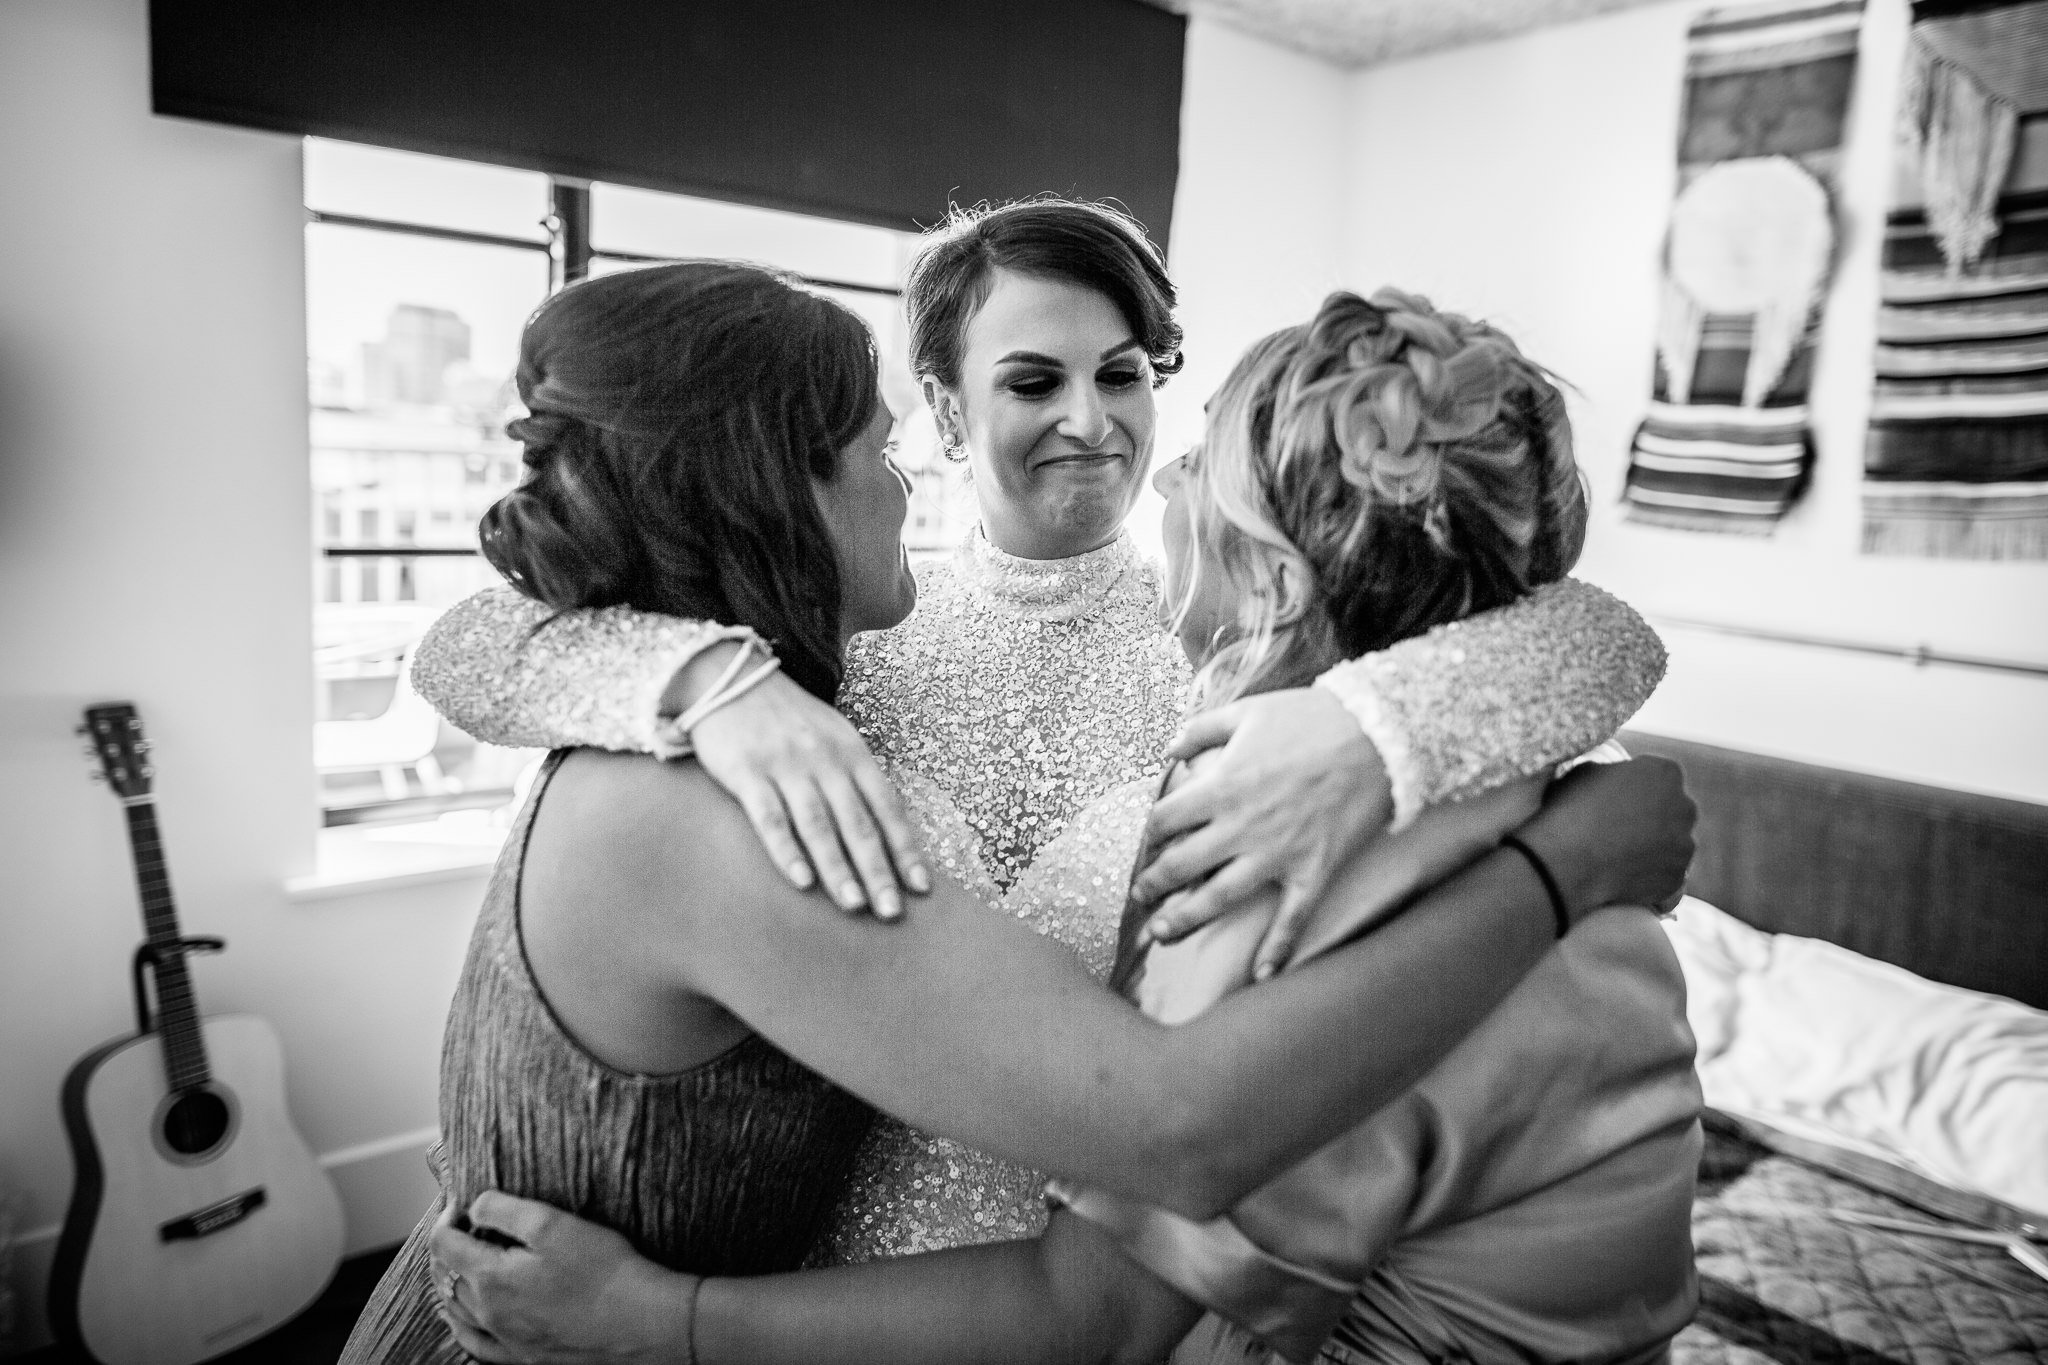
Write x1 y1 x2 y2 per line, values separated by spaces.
122 800 211 1092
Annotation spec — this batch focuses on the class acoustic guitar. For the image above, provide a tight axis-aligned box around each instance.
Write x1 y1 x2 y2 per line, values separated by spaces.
50 703 345 1365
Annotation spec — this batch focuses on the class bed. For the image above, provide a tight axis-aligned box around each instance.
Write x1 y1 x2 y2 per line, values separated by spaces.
1617 731 2048 1364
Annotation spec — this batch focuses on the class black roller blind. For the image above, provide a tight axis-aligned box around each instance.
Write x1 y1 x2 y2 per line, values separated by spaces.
151 0 1186 246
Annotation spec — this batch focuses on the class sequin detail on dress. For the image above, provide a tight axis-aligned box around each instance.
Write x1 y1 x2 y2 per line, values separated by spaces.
1316 580 1666 828
840 529 1191 889
807 779 1155 1263
411 591 720 759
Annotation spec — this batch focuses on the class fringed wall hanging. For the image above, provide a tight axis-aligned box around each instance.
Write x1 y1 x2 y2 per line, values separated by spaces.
1863 0 2048 560
1624 0 1865 534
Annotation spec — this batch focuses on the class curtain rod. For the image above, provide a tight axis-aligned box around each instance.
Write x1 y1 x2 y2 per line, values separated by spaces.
304 210 904 300
1650 615 2048 679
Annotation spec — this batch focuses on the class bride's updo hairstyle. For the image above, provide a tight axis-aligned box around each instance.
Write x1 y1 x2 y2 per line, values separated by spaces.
480 261 879 701
1181 288 1587 707
906 198 1184 388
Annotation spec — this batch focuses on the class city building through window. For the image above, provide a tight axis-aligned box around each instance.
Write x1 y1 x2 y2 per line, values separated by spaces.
305 139 968 825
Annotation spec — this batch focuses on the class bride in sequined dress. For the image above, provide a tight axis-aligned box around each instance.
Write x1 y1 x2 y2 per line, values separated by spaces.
411 202 1668 1268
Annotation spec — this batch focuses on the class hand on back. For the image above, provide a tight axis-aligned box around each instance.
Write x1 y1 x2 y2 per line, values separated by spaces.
430 1192 686 1364
1122 691 1694 977
1131 687 1394 980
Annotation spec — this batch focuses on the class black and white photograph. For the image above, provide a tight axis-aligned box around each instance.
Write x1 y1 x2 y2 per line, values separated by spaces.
0 1 2043 1362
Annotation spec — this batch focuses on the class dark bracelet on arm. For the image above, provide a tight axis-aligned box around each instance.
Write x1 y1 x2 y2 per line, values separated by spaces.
1500 833 1571 940
684 1273 704 1365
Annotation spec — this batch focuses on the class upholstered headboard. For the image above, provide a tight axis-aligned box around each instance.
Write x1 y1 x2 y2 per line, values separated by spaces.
1620 731 2048 1012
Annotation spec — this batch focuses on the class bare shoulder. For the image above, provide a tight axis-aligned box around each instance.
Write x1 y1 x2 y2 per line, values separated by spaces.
527 750 791 943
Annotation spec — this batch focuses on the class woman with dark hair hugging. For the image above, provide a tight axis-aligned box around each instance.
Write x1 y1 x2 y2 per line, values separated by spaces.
340 261 1694 1364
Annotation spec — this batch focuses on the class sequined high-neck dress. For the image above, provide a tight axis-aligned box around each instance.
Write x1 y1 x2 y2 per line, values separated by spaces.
840 526 1189 891
411 530 1669 1266
807 527 1193 1258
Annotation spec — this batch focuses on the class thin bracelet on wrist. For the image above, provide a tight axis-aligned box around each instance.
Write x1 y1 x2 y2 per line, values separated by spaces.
1500 833 1571 940
672 638 781 734
654 625 773 758
662 633 782 758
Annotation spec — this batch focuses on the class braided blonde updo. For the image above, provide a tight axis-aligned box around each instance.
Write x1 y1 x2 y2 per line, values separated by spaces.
1179 288 1587 707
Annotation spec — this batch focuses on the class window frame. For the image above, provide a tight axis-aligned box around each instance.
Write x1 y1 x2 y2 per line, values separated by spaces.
305 158 918 831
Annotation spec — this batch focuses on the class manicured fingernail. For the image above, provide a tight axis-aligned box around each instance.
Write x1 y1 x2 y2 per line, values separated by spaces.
838 881 866 910
1137 918 1160 946
907 864 932 894
876 890 903 920
1253 960 1278 982
787 861 815 889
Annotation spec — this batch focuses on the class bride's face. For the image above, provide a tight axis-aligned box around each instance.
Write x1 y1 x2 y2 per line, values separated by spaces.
1153 449 1234 667
815 401 918 641
928 269 1156 561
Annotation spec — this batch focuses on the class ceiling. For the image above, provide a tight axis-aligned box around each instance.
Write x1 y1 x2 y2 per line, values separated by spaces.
1145 0 1679 68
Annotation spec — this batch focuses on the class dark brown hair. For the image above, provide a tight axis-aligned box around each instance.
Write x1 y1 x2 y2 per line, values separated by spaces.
480 261 879 701
906 199 1183 389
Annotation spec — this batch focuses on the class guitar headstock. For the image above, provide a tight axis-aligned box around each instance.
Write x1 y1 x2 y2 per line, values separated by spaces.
80 702 153 799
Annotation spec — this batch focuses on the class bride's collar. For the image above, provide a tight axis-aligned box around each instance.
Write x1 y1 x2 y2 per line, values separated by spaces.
952 525 1140 623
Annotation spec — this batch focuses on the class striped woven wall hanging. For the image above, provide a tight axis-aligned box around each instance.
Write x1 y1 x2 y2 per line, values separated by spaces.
1863 0 2048 560
1624 0 1865 534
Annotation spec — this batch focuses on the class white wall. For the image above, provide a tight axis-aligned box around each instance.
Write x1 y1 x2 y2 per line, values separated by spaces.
1340 0 2048 802
1166 18 1354 448
1126 18 1358 560
0 1 464 1349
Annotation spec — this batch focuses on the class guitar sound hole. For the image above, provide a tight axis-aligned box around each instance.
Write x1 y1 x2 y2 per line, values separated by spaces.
162 1089 231 1155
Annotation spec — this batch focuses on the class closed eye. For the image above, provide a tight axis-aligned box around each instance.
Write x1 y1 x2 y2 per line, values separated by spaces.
1003 371 1062 400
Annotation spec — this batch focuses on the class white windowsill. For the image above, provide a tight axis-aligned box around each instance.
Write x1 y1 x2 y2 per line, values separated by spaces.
287 812 510 902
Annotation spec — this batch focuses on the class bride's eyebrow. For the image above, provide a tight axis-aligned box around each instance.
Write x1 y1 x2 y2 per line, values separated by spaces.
993 339 1143 368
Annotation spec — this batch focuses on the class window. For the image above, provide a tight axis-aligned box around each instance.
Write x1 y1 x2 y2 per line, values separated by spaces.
303 139 964 828
305 142 547 826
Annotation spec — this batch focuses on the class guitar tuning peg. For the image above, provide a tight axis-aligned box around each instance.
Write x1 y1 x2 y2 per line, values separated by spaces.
73 723 87 736
88 769 106 783
140 765 155 778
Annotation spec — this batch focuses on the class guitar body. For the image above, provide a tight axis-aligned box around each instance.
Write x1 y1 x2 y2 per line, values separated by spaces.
50 1013 345 1365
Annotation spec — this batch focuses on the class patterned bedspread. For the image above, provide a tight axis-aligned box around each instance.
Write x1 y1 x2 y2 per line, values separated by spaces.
1675 1120 2048 1364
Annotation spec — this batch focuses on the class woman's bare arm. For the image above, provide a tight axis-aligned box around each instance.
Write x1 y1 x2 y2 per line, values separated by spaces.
544 751 1691 1219
436 1198 1199 1365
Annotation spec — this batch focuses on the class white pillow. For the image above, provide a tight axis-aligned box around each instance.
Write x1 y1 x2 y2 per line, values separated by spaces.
1664 896 2048 1223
